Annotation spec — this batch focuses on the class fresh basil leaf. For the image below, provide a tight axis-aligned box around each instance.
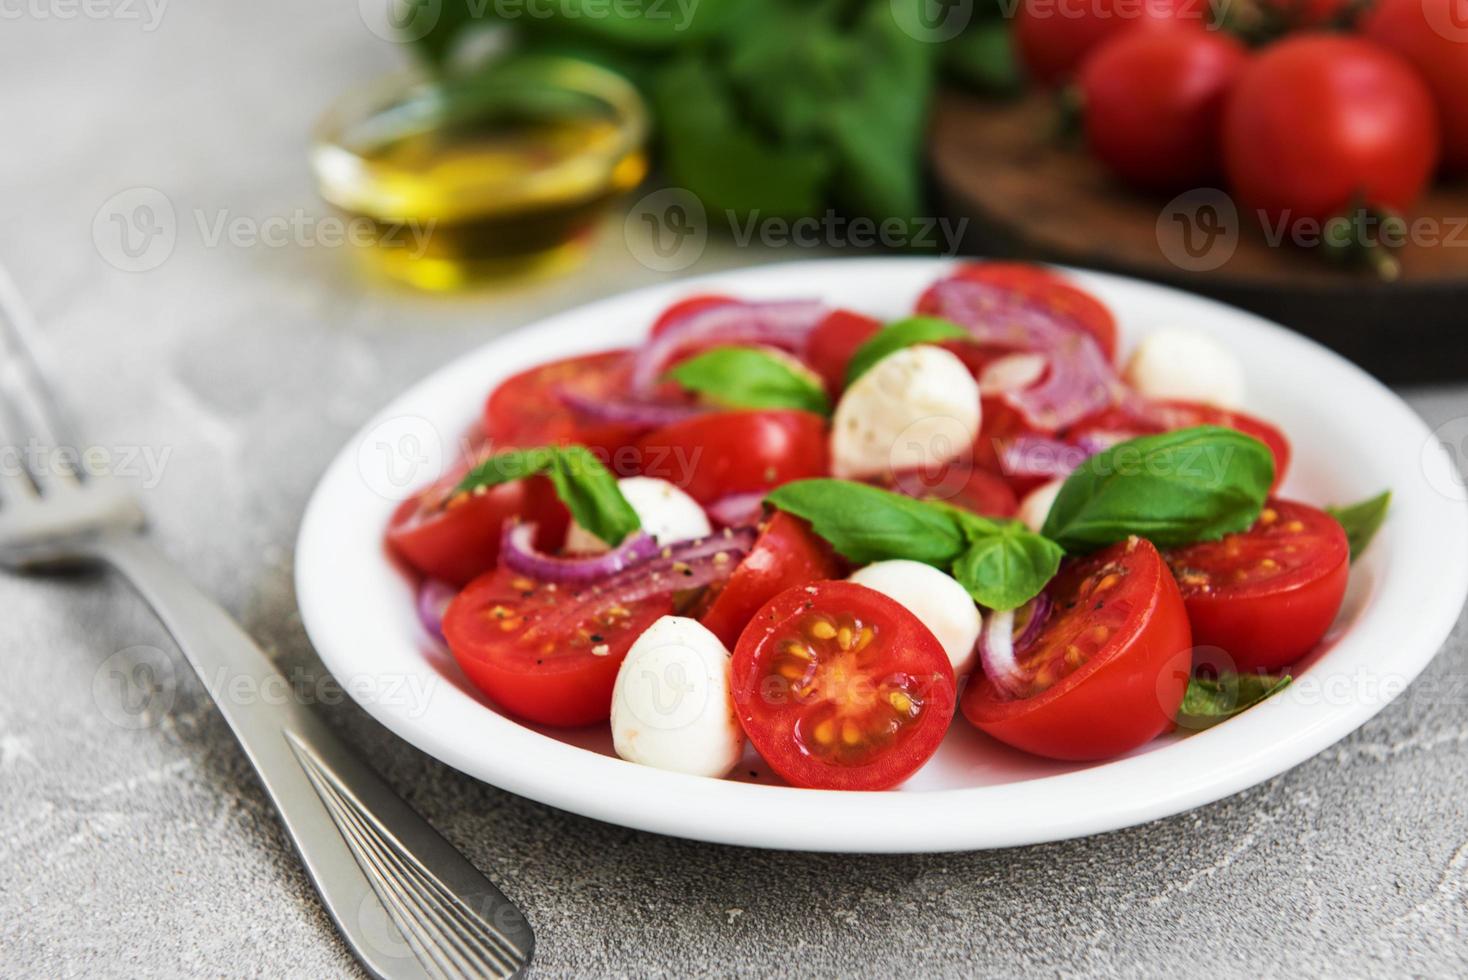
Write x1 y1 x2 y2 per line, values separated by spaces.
952 522 1063 611
844 317 968 386
454 447 559 492
455 445 640 546
1327 490 1391 562
1176 673 1291 731
765 479 969 567
1041 426 1274 552
666 347 829 415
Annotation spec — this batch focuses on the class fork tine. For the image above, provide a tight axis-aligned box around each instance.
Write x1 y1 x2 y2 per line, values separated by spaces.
0 263 82 484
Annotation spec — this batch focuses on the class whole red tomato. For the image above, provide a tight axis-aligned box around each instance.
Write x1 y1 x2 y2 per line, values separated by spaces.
1014 0 1208 86
1078 28 1249 192
1364 0 1468 175
1222 35 1439 229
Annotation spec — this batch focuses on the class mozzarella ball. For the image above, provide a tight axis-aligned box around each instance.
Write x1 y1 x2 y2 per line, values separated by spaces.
848 560 982 675
1123 329 1245 408
565 476 711 553
978 352 1047 396
610 616 744 778
831 345 982 480
1017 477 1066 534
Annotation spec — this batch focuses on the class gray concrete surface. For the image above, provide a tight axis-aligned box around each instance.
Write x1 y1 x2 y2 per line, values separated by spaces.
3 3 1468 977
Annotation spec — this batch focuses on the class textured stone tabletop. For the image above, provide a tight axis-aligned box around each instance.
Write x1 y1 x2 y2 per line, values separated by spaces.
4 4 1468 978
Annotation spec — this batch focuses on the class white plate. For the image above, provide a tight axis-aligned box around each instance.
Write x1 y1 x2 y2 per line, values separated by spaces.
296 258 1468 852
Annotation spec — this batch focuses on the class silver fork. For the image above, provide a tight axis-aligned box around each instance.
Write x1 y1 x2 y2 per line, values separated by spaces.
0 268 533 980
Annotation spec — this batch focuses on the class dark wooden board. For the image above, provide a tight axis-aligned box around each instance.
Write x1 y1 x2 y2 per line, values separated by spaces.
928 90 1468 383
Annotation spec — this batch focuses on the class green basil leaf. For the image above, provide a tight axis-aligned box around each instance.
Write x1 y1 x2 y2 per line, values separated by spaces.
1327 490 1391 562
1041 426 1274 552
765 479 969 567
952 522 1063 611
666 347 829 415
455 445 640 547
1176 673 1291 731
844 317 968 386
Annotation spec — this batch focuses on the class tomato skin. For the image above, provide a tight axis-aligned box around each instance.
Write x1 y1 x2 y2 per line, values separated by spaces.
649 294 736 338
444 567 672 727
732 581 956 791
699 512 844 648
1166 499 1349 672
1364 0 1468 174
1222 35 1439 227
1079 29 1250 192
387 472 568 586
962 539 1193 761
883 463 1019 519
803 309 882 394
1014 0 1207 86
634 410 829 504
918 263 1118 361
484 350 635 449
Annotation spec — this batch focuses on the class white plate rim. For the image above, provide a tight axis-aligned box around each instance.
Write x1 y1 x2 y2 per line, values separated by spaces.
295 257 1468 853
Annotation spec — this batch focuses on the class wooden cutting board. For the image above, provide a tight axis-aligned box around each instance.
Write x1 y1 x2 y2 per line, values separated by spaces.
928 89 1468 383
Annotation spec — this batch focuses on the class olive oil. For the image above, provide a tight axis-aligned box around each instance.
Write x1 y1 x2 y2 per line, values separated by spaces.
313 60 648 290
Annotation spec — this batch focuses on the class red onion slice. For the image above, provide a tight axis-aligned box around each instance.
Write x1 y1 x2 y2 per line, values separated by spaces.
500 521 661 584
631 300 829 393
416 578 457 643
557 386 705 429
929 279 1123 430
978 593 1053 699
1000 435 1092 480
705 491 767 528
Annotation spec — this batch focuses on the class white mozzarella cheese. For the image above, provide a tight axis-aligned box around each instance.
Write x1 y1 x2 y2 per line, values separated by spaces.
1017 477 1066 534
1123 329 1245 408
831 345 982 480
565 475 711 553
848 559 982 675
610 616 744 778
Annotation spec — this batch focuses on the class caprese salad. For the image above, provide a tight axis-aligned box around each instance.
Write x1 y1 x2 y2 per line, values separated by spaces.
388 263 1390 791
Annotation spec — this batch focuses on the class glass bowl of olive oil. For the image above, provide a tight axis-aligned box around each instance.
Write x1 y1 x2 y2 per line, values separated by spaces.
312 57 649 290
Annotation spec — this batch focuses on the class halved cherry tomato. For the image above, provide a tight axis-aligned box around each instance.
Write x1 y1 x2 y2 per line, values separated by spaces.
1165 499 1348 672
1014 0 1208 86
484 350 638 449
883 464 1019 519
1066 399 1291 490
443 566 672 727
802 309 882 394
387 470 568 586
649 294 736 338
917 263 1118 361
974 396 1056 497
699 512 844 648
634 410 829 504
732 581 956 790
962 537 1193 761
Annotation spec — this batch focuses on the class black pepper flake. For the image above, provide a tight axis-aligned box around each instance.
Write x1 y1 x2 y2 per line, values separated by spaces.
590 633 604 643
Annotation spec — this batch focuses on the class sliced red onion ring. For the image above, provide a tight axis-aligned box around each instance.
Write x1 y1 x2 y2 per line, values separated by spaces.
631 300 829 393
1073 430 1143 456
705 491 767 528
557 387 705 429
416 578 457 643
500 521 661 583
978 593 1053 699
930 280 1123 430
1000 435 1092 479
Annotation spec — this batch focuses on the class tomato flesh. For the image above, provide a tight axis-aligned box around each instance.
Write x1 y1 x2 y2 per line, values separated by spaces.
443 567 672 727
387 471 568 586
802 309 883 394
634 409 829 504
732 582 955 790
649 294 736 338
962 538 1193 761
883 463 1018 519
699 512 843 648
1166 499 1348 672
